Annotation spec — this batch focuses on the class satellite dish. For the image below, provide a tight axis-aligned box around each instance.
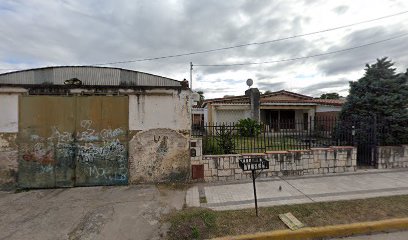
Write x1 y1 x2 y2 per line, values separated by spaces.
246 78 253 88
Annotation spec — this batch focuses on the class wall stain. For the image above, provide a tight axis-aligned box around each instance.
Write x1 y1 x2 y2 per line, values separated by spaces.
129 128 189 183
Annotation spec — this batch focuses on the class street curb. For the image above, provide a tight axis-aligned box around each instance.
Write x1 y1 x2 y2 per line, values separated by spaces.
212 218 408 240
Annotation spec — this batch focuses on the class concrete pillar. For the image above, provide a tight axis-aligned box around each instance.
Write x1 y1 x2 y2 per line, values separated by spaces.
245 88 260 122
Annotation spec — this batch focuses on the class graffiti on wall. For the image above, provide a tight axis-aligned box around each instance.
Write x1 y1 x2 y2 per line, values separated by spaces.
76 120 127 182
21 120 128 182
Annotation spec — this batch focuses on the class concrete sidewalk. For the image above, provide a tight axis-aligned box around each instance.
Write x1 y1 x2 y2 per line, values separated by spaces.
186 169 408 211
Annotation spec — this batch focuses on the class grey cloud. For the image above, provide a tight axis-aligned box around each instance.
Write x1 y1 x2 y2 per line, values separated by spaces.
295 78 350 96
333 5 349 14
257 81 286 91
1 0 407 98
0 0 314 79
255 72 278 81
318 26 408 76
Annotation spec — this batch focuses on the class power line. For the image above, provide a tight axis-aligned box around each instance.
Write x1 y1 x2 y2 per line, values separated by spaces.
91 10 408 66
194 32 408 67
1 10 407 71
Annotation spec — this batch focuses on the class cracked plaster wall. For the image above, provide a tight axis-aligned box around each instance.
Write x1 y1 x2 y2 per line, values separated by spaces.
0 94 19 189
128 89 191 183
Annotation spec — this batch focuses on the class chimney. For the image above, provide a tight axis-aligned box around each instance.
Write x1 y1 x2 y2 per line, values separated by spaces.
245 88 260 122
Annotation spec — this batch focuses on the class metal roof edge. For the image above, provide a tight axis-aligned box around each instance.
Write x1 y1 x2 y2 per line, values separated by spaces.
0 65 183 83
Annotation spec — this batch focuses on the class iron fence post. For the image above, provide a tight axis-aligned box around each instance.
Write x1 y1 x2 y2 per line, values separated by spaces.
251 169 258 217
373 115 378 166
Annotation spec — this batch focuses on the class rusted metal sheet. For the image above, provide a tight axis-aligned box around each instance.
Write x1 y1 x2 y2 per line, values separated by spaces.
74 96 128 186
18 96 76 188
136 72 181 86
18 95 129 188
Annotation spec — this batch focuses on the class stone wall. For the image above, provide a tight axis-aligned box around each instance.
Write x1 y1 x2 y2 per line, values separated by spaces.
190 138 356 182
377 145 408 169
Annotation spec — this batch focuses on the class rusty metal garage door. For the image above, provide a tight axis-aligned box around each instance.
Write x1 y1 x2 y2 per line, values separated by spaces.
18 96 128 188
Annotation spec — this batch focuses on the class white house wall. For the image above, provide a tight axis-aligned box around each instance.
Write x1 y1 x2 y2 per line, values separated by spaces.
213 105 251 123
316 105 342 112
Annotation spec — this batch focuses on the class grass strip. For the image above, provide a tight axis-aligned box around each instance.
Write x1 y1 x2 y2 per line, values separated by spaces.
165 195 408 240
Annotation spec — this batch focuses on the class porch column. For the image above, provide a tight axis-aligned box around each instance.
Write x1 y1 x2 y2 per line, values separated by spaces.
245 88 260 122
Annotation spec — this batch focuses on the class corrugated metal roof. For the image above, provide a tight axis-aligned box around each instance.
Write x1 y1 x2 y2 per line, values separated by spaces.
0 66 182 87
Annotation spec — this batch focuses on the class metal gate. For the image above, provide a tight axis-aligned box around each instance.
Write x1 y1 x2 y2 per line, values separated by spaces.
354 117 378 167
340 117 378 167
18 96 129 188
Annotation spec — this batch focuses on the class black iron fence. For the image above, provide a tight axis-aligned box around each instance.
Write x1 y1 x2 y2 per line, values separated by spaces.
193 117 344 154
192 116 406 156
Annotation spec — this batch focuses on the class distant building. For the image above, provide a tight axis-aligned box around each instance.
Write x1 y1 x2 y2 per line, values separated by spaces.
203 89 344 131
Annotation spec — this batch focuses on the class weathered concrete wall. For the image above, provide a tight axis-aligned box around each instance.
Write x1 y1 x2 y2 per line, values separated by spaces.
0 88 192 187
0 94 19 189
377 145 408 169
128 89 191 183
0 133 18 189
191 143 356 182
129 128 190 183
129 89 191 131
0 94 18 132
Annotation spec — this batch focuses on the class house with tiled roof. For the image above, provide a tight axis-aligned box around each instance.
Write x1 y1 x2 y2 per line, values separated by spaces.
202 89 345 131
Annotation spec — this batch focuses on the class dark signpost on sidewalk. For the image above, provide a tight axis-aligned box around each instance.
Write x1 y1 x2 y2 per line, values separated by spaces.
239 156 269 217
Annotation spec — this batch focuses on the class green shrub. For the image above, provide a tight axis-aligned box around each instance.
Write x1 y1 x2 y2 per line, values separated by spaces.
202 136 223 155
236 118 261 137
202 125 235 155
215 125 235 154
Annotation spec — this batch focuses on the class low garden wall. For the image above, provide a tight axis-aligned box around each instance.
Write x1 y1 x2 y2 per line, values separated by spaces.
377 145 408 169
190 138 357 182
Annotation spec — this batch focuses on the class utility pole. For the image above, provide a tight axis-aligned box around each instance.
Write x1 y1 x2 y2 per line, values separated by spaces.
190 62 193 90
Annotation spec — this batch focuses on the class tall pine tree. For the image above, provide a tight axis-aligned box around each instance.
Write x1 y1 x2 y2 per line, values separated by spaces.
340 57 408 144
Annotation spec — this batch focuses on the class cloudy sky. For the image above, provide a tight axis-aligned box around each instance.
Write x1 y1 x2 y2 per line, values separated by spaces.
1 0 408 99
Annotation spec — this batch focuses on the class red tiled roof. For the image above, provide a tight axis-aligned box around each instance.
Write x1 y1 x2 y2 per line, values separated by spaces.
204 94 249 104
261 99 344 106
204 90 345 106
262 90 313 99
309 98 345 106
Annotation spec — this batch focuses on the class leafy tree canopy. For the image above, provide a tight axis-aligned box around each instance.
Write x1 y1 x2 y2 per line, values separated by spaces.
339 57 408 144
320 92 341 99
196 91 205 107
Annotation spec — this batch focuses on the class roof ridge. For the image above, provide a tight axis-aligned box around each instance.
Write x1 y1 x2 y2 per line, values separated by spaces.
261 89 313 99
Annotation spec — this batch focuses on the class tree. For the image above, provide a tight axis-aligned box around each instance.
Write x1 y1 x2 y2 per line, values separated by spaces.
196 91 205 107
320 92 341 99
339 57 408 144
